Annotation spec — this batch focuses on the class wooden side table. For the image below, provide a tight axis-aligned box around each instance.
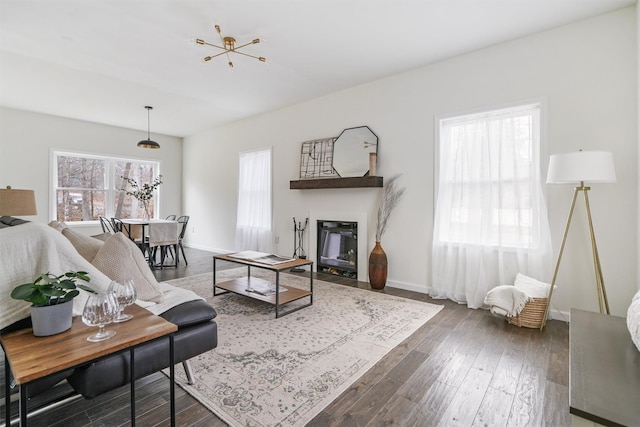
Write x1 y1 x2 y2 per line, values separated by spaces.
1 304 178 426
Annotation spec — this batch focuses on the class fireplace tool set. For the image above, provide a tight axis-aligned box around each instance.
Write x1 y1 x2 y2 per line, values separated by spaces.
291 217 308 272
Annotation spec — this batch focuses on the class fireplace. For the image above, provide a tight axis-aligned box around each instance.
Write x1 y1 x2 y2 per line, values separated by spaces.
317 220 358 278
309 211 368 281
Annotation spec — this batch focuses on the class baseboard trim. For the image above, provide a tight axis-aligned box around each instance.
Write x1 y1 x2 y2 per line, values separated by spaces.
386 280 571 323
183 243 573 323
184 242 232 254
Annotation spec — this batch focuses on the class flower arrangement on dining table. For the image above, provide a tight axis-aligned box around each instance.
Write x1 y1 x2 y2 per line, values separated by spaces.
121 174 163 220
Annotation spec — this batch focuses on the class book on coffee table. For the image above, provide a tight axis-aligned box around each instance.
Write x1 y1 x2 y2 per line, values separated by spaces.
229 251 295 265
246 281 288 296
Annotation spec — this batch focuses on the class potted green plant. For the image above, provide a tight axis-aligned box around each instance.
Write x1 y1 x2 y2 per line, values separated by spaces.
11 271 95 336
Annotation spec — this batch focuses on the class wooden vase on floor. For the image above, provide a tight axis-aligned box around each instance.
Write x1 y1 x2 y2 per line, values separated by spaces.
368 241 387 290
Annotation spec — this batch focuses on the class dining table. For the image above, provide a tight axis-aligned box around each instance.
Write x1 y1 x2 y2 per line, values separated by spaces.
117 218 180 267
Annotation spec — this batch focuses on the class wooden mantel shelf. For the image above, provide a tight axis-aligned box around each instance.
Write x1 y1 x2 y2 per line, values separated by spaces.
290 176 383 189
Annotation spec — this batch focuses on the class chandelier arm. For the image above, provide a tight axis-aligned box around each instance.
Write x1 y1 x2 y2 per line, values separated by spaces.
233 40 259 51
224 52 234 68
199 40 228 51
232 50 266 61
204 50 232 60
216 28 227 47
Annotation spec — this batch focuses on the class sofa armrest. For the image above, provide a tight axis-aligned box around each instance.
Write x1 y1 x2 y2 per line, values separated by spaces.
159 300 217 328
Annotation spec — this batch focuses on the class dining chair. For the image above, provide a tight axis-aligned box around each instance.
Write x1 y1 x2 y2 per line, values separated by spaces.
165 214 177 221
110 217 123 233
149 221 180 268
99 216 115 234
170 215 189 265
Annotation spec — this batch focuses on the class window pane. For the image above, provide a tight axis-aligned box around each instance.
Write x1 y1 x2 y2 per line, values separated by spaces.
115 193 155 220
57 155 106 189
437 104 540 248
115 161 158 219
237 149 272 228
56 190 106 222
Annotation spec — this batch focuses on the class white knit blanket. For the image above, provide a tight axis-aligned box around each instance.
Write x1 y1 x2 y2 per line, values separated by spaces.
0 222 200 330
483 273 552 318
136 282 203 315
0 223 113 330
484 285 530 317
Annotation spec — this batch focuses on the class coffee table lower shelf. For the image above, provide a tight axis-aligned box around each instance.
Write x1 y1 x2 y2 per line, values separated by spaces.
214 277 312 318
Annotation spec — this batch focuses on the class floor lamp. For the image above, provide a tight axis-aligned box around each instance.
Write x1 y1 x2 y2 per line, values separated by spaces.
541 151 616 330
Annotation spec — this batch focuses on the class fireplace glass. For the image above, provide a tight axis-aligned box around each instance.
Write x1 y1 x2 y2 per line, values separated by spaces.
317 220 357 279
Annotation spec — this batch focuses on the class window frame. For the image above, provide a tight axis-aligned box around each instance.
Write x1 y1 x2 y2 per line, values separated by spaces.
50 149 161 225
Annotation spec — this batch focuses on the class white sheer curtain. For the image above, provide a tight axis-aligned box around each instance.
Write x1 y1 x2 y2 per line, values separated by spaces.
235 148 273 252
430 104 552 308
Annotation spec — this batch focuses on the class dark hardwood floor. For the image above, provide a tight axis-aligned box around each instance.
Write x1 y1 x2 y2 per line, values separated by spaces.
1 247 570 426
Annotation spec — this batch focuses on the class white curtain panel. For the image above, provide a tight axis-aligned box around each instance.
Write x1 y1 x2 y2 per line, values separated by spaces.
235 148 273 252
430 104 552 308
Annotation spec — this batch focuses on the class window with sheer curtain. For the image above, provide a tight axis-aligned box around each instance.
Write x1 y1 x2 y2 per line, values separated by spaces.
430 103 552 308
235 148 273 252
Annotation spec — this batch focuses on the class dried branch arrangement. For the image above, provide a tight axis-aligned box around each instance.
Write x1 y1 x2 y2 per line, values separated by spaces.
375 174 406 241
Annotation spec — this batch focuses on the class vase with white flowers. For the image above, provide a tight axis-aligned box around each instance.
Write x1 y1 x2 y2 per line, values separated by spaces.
121 174 163 220
369 174 405 289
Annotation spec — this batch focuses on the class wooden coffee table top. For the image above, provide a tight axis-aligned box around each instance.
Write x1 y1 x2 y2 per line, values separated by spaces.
214 253 312 271
1 304 177 384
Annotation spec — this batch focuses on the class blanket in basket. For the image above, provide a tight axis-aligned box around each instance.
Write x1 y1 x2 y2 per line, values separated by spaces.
484 273 551 317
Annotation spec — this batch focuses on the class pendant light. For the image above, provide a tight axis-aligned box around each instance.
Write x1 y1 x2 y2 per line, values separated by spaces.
137 106 160 149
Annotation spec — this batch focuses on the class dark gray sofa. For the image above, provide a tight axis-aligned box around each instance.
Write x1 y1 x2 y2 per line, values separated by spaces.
68 299 217 398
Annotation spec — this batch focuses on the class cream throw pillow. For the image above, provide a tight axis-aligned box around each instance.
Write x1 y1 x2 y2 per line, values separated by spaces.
62 227 105 262
514 273 552 299
92 232 164 303
91 232 112 242
48 220 68 232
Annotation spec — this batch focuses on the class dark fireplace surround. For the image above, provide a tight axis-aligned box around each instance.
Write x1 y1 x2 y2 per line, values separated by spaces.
317 220 358 279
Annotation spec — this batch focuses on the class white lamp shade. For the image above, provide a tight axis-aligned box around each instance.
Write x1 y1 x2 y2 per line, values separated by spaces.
546 151 616 184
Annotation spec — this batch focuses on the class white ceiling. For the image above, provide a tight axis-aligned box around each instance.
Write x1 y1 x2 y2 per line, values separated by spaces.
0 0 635 137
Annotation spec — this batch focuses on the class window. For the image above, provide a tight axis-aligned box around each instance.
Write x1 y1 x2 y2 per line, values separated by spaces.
430 103 552 308
235 148 272 252
435 103 543 249
53 151 160 223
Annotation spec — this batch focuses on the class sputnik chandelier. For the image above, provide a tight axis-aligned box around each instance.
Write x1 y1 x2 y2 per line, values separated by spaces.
195 24 266 69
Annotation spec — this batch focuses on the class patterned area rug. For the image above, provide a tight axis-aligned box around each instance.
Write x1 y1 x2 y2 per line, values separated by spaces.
164 270 443 426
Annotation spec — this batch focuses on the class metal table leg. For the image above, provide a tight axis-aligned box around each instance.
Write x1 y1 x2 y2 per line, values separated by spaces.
18 384 26 427
170 334 175 427
5 355 10 427
130 347 135 426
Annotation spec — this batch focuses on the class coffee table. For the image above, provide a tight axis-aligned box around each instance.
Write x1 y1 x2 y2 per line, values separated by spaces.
213 254 313 318
1 304 178 427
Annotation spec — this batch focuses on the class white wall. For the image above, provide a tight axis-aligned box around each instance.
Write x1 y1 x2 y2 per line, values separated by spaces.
0 108 183 234
637 3 640 294
184 7 637 317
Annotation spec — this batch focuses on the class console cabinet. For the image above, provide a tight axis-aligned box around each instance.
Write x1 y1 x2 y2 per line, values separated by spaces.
570 309 640 426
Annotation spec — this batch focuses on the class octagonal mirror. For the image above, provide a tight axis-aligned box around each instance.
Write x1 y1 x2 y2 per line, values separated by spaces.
332 126 378 177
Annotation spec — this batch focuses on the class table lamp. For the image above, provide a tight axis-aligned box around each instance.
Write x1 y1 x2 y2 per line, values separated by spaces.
541 151 616 329
0 186 38 216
